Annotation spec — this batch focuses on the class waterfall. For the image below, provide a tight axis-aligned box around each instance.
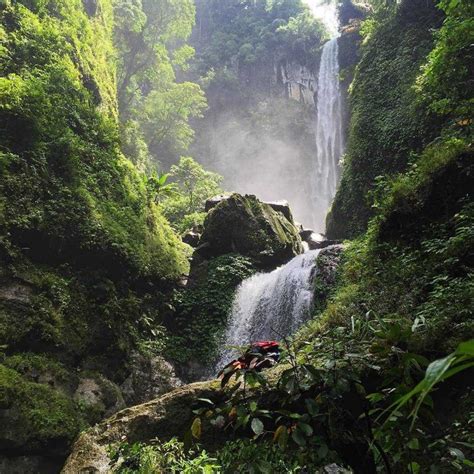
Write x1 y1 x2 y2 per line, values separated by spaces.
216 250 320 368
311 36 344 232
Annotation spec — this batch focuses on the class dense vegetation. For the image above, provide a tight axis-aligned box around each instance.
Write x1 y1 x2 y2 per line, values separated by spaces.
103 0 474 472
0 0 195 467
0 0 473 472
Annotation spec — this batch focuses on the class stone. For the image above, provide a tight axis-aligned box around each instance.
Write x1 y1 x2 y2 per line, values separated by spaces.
313 244 345 308
204 194 230 212
62 381 222 473
0 455 62 474
197 193 303 268
74 375 125 420
120 352 182 406
264 200 294 223
299 230 340 250
0 282 32 304
182 230 201 247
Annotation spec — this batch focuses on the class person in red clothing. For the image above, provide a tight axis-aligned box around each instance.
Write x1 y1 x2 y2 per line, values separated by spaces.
219 341 281 375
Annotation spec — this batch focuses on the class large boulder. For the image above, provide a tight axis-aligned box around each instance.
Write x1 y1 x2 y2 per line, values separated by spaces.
62 381 222 473
197 194 303 268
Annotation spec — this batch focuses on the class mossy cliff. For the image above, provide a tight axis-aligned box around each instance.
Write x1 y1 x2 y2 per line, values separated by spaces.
327 0 444 239
0 0 187 469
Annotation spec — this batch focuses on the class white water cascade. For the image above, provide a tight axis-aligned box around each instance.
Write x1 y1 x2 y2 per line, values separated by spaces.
216 250 320 368
311 36 344 232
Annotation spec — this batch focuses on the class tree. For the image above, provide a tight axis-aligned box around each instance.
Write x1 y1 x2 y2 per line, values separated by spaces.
161 157 223 232
113 0 206 168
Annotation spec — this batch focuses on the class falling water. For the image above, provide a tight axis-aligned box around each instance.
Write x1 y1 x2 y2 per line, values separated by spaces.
216 250 320 368
311 36 344 232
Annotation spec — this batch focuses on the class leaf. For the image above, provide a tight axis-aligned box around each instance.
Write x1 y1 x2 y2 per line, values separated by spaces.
318 443 329 459
249 401 257 412
449 447 465 461
291 427 307 447
457 340 474 356
408 462 420 474
197 398 215 406
305 398 319 416
298 422 313 437
251 417 264 436
273 425 287 442
191 417 201 439
408 438 420 450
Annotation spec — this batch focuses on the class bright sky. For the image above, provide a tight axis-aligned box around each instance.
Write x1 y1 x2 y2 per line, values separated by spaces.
302 0 339 38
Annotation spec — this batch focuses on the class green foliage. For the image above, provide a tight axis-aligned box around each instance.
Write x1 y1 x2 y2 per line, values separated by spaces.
216 438 322 473
0 0 191 459
161 156 223 233
416 0 474 126
327 0 443 238
0 364 83 450
192 0 326 75
167 254 255 364
0 1 188 280
383 340 474 430
109 438 220 473
176 136 474 472
114 0 206 168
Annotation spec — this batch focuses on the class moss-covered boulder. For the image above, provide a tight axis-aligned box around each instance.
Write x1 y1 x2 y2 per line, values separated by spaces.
197 194 303 268
0 364 82 471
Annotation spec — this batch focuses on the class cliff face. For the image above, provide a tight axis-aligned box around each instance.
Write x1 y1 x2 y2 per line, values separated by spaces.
326 0 444 238
187 0 325 228
0 1 186 470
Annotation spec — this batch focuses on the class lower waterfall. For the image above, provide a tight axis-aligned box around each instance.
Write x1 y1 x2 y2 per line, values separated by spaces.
216 250 320 368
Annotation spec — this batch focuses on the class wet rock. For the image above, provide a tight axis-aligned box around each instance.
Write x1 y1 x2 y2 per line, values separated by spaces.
197 193 303 268
182 230 201 247
0 281 32 303
120 352 182 406
313 244 345 309
205 194 230 212
0 455 62 474
264 200 294 223
299 230 341 250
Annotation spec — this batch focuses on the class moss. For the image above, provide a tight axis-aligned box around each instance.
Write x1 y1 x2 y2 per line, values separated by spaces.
327 0 444 239
199 194 302 268
3 353 73 386
167 254 256 365
0 364 83 454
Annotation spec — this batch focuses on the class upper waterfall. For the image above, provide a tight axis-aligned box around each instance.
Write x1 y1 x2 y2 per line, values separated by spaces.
311 37 344 231
216 250 320 368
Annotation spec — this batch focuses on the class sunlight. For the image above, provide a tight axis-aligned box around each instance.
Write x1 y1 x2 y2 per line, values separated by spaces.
303 0 340 37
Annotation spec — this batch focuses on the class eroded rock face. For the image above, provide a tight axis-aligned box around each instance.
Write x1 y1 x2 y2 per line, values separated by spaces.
120 352 182 406
74 376 126 420
313 244 344 309
0 281 32 304
197 193 303 268
62 381 222 474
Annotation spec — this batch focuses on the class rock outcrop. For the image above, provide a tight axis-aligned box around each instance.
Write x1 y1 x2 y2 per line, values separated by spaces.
120 352 182 406
62 381 222 473
197 193 303 268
